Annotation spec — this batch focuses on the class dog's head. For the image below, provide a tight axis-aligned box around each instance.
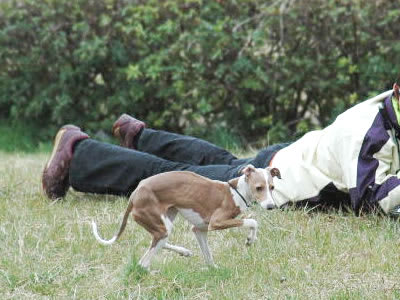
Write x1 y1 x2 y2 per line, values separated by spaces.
237 164 281 209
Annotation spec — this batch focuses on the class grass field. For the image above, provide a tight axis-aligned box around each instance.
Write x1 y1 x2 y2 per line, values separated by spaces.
1 151 400 299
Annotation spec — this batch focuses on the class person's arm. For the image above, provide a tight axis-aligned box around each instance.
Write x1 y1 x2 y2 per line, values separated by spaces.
355 137 400 214
371 163 400 215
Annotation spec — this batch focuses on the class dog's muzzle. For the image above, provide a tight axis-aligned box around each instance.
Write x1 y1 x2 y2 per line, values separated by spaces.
265 203 276 210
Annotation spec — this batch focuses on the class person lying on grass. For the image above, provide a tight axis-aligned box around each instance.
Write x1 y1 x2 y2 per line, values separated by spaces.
42 83 400 217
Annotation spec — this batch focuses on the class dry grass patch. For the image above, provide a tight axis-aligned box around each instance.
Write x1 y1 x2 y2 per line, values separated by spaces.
1 152 400 299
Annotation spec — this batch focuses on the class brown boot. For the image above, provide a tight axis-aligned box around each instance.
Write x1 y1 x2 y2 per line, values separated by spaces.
42 125 89 199
112 114 146 149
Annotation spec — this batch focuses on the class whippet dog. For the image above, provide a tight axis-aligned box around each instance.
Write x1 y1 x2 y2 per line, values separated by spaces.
92 164 281 269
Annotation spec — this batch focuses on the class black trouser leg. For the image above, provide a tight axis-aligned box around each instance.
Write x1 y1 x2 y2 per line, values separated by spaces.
69 139 290 197
69 139 244 197
136 129 239 165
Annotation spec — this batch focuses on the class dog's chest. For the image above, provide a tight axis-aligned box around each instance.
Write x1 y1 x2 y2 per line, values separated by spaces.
178 208 207 227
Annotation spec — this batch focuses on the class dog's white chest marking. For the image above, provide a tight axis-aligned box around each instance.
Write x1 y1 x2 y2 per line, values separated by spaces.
178 208 206 227
231 177 250 212
230 189 247 212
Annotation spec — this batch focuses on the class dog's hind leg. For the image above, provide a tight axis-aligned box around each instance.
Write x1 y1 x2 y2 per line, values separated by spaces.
134 210 169 270
162 207 193 257
192 227 215 267
139 236 168 269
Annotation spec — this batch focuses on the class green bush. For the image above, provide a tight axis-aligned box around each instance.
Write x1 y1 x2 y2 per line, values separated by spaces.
0 120 51 152
1 0 400 146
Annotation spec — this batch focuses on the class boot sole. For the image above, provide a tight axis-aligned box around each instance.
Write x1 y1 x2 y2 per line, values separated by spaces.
46 128 67 169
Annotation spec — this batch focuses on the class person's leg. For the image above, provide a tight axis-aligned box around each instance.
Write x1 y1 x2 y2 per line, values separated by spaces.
136 129 290 169
226 142 291 167
42 125 289 200
137 128 239 165
113 114 238 165
245 143 291 167
69 139 243 197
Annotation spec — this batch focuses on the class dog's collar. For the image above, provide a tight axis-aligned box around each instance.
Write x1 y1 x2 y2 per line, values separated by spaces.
228 182 250 207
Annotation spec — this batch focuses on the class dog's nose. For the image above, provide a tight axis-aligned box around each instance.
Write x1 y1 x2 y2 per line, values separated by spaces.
265 203 276 210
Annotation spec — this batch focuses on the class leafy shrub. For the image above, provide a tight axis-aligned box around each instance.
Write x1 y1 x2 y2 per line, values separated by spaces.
0 120 50 152
1 0 400 146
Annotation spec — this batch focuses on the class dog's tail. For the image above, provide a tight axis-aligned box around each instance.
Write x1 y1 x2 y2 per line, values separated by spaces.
92 199 134 245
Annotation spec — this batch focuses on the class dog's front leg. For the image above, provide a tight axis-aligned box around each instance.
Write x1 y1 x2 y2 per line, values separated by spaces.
139 236 168 270
209 217 258 246
242 219 258 246
192 226 216 267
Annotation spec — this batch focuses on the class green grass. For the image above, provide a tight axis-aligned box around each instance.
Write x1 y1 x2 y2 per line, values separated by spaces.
0 121 52 153
1 152 400 299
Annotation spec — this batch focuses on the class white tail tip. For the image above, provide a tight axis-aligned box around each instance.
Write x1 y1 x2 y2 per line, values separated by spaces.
91 221 117 245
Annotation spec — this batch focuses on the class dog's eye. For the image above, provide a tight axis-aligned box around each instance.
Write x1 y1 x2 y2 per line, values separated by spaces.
270 185 274 190
256 186 264 192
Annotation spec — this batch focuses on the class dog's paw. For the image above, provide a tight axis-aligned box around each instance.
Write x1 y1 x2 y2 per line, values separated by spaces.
246 236 256 246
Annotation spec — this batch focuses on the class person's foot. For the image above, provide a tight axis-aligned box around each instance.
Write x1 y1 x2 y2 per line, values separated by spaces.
42 125 89 199
112 114 146 149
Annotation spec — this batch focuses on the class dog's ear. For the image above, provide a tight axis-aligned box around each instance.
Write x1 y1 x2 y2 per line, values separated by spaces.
241 164 256 178
228 177 239 188
267 167 282 179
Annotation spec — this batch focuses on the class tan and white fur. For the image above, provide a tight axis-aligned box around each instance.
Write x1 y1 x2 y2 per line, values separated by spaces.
92 164 281 269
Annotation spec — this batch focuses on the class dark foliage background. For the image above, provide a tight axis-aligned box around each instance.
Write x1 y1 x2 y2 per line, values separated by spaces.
1 0 400 148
